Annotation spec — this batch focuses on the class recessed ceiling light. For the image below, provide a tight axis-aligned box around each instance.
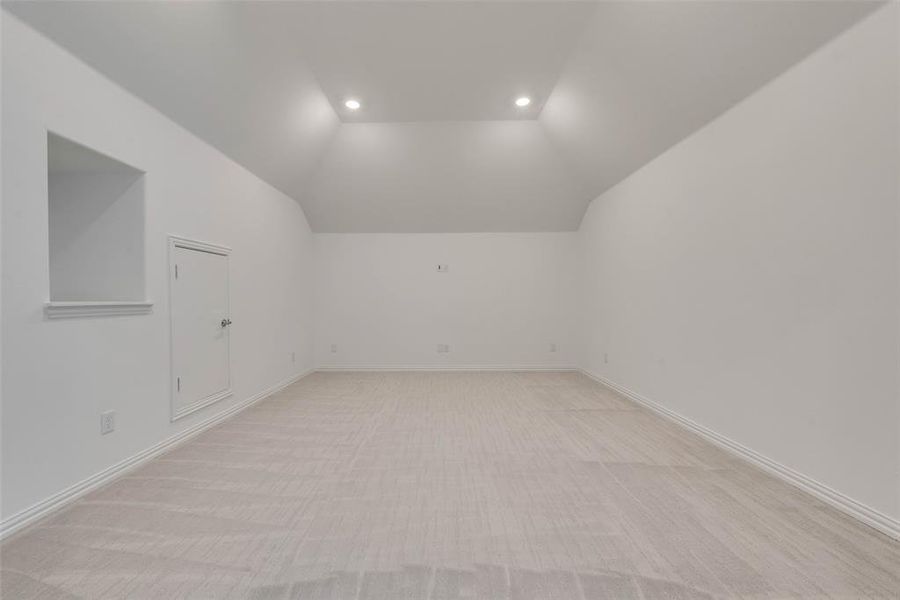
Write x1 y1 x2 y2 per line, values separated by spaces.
515 97 531 107
345 99 361 110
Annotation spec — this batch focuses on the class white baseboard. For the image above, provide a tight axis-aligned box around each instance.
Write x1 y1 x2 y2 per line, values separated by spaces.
0 369 314 541
9 367 894 543
315 364 579 372
579 368 900 541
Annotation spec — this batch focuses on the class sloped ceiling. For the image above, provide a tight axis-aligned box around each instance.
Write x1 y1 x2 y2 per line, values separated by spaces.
540 0 885 201
3 1 882 232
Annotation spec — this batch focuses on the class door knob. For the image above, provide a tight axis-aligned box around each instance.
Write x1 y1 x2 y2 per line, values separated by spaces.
221 318 232 328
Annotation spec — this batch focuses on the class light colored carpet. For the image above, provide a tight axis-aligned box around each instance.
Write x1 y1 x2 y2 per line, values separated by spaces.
1 371 898 599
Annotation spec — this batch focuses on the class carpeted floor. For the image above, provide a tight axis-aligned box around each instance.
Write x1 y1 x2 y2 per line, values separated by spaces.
1 371 898 598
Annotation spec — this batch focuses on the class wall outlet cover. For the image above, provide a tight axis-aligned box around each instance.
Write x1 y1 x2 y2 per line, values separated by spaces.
100 411 115 435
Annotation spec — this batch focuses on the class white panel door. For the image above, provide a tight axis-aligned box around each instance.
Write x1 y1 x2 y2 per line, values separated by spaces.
170 238 231 420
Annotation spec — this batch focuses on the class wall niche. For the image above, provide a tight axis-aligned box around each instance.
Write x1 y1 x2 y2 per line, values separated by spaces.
45 133 151 317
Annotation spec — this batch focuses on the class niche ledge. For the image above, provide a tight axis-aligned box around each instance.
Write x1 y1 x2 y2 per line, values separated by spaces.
45 301 153 319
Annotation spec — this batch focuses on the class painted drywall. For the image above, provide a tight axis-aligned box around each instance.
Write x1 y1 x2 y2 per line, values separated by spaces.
314 233 578 369
578 4 900 519
1 15 315 522
539 0 879 202
2 1 342 221
306 121 589 233
48 173 145 301
7 1 879 234
48 135 146 301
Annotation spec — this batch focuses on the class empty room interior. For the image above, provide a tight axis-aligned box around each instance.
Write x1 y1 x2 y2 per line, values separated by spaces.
1 0 900 598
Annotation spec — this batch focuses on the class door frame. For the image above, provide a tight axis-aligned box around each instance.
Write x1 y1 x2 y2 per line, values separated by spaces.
167 235 233 422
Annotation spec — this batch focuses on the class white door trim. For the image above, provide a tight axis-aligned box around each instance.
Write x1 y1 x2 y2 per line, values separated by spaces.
167 235 233 422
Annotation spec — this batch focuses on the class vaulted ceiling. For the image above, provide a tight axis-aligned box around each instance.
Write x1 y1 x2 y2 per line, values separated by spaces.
4 1 881 232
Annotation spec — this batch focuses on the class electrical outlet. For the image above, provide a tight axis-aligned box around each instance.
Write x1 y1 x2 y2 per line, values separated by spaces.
330 344 338 353
100 411 115 435
549 343 558 353
437 344 450 353
437 264 449 272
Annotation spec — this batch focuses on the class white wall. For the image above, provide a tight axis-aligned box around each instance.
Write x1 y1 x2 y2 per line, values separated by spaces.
306 121 589 233
315 233 579 369
578 4 900 520
1 15 315 523
49 174 145 302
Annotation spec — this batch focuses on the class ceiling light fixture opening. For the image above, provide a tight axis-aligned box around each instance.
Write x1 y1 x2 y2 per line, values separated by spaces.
345 99 361 110
515 96 531 107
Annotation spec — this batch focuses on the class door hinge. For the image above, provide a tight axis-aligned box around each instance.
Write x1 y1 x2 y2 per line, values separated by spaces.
174 264 179 279
177 376 181 392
